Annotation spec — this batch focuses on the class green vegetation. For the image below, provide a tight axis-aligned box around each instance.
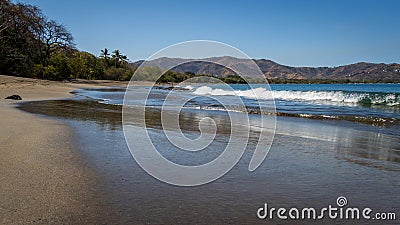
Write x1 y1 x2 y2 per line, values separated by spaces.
133 68 266 84
152 73 400 84
0 0 135 80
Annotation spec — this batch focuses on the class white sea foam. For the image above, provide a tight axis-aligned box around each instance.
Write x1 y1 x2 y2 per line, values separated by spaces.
193 86 273 100
271 90 363 103
192 86 399 105
98 98 111 103
183 85 194 90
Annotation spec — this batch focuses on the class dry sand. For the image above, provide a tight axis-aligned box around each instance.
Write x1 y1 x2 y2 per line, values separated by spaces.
0 75 141 224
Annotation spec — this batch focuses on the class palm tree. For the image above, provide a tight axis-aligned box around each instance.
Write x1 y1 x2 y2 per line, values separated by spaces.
100 48 110 66
112 49 121 59
112 50 128 67
100 48 110 59
120 54 128 64
112 49 121 67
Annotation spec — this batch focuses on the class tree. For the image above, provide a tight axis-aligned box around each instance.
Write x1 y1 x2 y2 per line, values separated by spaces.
111 49 128 68
100 48 110 63
38 20 75 67
0 1 138 81
0 0 75 79
100 48 110 58
69 51 104 80
111 49 121 67
0 0 44 76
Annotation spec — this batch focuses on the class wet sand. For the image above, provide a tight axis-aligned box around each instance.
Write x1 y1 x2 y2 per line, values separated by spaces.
0 75 142 224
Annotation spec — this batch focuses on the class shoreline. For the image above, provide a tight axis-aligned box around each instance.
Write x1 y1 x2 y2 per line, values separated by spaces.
0 75 140 223
3 75 399 223
15 85 400 224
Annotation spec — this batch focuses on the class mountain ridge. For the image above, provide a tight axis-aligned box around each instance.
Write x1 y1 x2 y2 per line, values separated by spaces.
131 56 400 82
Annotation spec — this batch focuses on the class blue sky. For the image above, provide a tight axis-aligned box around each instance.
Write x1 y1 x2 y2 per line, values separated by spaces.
18 0 400 67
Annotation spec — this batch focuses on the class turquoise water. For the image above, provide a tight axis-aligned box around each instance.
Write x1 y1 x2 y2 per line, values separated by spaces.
72 83 400 130
187 83 400 124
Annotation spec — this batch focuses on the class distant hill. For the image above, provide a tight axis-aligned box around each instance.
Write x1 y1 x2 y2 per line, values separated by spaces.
131 56 400 82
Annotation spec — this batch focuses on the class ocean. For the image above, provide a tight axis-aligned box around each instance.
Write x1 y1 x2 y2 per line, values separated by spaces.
72 83 400 131
18 83 400 224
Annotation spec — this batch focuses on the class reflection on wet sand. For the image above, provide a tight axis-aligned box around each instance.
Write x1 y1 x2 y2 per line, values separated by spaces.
17 99 400 224
18 99 400 170
19 100 122 129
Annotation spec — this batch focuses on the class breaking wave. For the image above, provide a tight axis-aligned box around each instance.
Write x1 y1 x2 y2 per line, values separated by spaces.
192 86 400 106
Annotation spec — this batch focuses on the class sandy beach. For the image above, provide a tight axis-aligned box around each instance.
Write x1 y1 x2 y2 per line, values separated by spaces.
0 75 129 224
1 75 399 224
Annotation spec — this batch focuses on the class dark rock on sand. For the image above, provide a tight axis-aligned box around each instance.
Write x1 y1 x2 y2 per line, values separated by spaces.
5 94 22 100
